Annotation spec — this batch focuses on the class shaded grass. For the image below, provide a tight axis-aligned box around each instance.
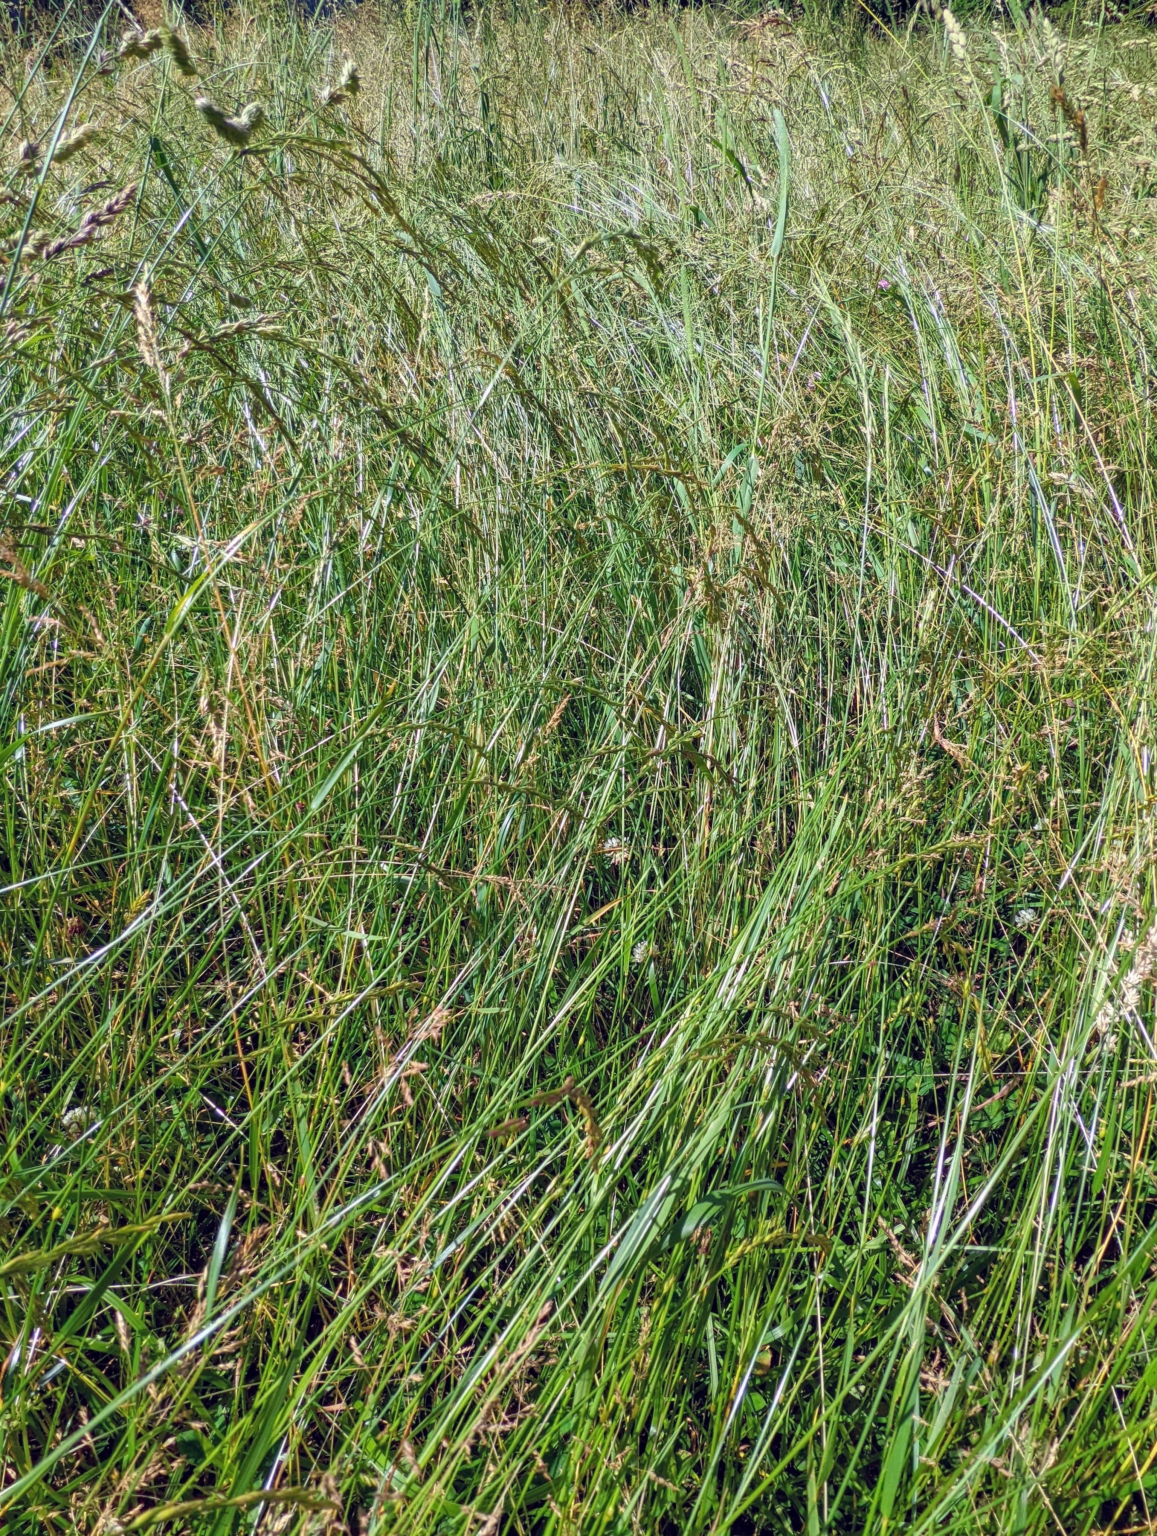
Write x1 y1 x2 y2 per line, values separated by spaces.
1 1 1157 1531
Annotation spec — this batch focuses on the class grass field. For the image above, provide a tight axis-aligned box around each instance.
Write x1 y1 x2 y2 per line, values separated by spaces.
2 0 1157 1530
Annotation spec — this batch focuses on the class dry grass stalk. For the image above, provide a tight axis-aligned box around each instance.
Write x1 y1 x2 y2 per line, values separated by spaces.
0 542 51 603
489 1075 603 1160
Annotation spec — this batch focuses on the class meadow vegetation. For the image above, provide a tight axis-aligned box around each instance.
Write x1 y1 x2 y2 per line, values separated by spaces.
2 0 1157 1529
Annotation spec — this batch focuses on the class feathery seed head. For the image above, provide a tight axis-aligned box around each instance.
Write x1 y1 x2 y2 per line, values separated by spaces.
1038 12 1064 82
12 230 48 259
16 140 41 176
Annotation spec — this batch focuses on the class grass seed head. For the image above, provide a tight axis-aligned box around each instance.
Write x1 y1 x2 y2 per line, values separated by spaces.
15 230 50 259
941 7 967 64
134 279 164 380
118 27 163 61
1093 924 1157 1049
162 27 198 78
16 140 40 176
53 122 99 165
1038 12 1064 82
566 1080 603 1162
1050 85 1089 157
0 542 52 601
40 183 136 259
196 97 260 147
321 56 361 107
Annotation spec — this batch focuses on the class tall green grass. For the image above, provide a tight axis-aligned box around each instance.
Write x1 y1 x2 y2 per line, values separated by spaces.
2 1 1157 1530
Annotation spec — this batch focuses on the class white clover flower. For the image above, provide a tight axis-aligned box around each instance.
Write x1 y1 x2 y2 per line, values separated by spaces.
1013 907 1038 930
632 940 656 967
599 837 631 867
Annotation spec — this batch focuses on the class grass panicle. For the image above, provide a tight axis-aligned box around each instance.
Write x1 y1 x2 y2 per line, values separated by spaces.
118 28 163 62
51 121 99 165
161 25 197 79
194 97 264 148
1 2 1156 1533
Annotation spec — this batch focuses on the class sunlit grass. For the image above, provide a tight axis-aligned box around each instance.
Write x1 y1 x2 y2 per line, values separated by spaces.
1 1 1157 1531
